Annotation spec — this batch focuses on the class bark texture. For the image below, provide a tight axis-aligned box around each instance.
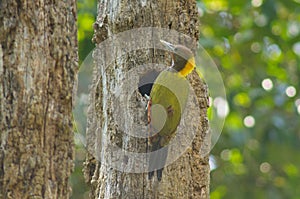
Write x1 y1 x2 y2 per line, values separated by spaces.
0 1 77 198
84 0 210 198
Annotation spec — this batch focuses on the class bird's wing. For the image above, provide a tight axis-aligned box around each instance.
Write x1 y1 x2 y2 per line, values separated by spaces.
149 70 189 145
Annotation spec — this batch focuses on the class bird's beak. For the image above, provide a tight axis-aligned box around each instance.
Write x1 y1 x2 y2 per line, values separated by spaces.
160 40 176 52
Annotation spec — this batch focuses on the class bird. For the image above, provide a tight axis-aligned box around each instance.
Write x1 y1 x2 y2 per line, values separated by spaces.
147 40 196 181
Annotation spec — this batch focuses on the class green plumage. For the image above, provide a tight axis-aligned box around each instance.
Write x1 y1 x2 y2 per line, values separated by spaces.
149 70 189 145
148 69 189 181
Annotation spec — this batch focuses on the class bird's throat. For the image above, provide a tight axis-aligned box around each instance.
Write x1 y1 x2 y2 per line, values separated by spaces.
179 57 195 77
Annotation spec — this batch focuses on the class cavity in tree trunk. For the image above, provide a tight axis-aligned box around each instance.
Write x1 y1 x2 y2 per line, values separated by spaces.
0 1 77 198
84 0 210 198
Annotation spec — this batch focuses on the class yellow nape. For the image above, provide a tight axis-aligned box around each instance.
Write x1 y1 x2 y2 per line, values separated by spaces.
179 57 196 77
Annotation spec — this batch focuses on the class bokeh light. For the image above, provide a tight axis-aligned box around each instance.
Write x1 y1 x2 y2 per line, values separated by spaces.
292 42 300 56
285 86 296 97
210 155 218 170
251 42 261 53
243 115 255 128
295 99 300 106
260 162 271 173
213 97 229 118
261 78 273 91
220 149 231 161
288 21 300 37
251 0 263 7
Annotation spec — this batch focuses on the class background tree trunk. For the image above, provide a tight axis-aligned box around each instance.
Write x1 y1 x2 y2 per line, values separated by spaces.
0 1 77 198
84 0 210 198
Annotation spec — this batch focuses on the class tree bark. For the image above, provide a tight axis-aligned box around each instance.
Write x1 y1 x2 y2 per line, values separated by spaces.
84 0 210 198
0 1 77 198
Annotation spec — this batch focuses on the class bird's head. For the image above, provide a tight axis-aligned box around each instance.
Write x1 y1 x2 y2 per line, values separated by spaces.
160 40 196 77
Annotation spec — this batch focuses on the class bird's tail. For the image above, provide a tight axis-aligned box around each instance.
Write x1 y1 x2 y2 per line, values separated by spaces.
148 136 168 181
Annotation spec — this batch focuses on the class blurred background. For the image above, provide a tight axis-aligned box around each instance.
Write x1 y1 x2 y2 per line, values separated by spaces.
73 0 300 198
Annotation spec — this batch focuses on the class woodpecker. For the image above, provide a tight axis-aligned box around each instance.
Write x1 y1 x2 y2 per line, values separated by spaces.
148 40 196 181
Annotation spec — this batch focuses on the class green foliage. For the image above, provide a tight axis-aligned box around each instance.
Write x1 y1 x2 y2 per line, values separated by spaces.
70 1 97 198
77 0 97 64
198 0 300 198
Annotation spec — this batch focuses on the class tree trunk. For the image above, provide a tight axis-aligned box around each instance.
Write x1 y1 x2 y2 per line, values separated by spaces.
0 1 77 198
84 0 210 198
